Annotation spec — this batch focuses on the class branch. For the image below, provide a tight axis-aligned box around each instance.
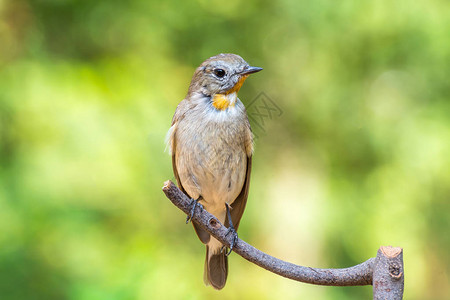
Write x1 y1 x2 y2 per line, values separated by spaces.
162 180 404 298
373 246 404 299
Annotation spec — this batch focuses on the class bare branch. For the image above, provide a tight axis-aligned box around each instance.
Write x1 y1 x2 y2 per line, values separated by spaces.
162 180 404 297
373 246 405 299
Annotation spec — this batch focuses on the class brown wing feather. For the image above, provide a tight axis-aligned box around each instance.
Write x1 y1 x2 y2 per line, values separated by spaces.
171 124 211 244
228 155 252 231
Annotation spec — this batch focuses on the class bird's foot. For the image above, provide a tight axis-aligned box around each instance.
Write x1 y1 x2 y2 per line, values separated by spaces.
224 203 238 256
185 198 202 224
224 226 238 256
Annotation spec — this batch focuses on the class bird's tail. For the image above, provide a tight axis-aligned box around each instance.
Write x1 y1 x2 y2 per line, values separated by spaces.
204 240 228 290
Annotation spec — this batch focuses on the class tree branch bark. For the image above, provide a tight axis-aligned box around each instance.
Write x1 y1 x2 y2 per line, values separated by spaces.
162 180 404 299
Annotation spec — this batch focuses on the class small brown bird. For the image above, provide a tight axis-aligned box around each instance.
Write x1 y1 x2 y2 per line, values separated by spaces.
166 53 262 289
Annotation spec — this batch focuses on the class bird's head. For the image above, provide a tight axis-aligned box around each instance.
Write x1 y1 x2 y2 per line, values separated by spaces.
188 53 262 110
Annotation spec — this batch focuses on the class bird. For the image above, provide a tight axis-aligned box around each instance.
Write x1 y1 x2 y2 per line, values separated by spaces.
166 53 262 289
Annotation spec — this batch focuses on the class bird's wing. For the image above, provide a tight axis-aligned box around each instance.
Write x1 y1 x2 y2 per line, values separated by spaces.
228 155 252 231
169 100 211 244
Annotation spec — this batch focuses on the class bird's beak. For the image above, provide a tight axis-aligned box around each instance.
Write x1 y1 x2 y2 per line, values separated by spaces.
239 66 263 75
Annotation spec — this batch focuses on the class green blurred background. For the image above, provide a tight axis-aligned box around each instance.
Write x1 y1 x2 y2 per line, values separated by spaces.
1 0 449 299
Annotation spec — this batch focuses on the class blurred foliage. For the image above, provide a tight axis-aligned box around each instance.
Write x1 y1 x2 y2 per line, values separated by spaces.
1 0 449 299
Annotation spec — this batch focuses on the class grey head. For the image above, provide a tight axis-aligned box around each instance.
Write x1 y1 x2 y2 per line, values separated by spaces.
187 53 262 97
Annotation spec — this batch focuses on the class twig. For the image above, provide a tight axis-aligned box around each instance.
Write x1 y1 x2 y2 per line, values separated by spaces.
162 180 404 298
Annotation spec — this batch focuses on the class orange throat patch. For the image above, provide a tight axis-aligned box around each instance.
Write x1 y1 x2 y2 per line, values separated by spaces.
212 93 235 110
212 75 249 111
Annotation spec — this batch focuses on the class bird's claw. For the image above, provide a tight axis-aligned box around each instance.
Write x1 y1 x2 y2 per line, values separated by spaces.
223 202 238 256
186 198 202 224
224 226 238 256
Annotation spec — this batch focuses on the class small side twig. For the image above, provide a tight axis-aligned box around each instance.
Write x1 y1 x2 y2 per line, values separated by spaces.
162 180 404 298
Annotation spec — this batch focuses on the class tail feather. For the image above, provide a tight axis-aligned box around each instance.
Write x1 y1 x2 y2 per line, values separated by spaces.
204 245 228 290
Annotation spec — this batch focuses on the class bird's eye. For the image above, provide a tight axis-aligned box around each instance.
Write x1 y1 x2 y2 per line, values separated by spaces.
213 68 226 78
